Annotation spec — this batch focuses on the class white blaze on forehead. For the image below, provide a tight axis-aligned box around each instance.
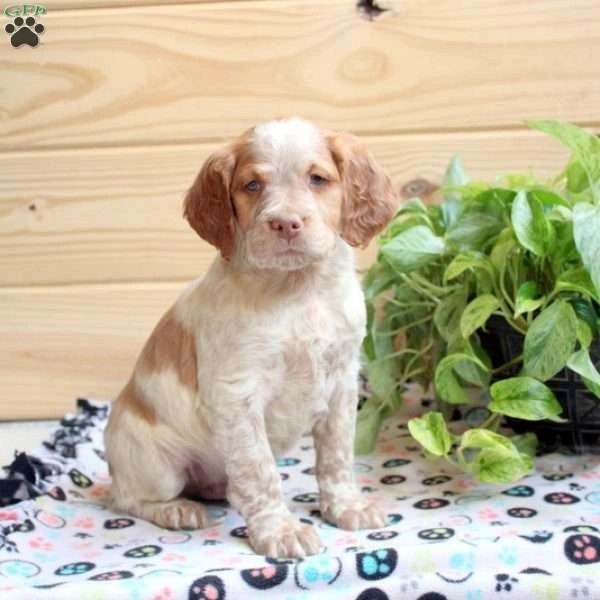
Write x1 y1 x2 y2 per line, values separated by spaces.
250 118 327 177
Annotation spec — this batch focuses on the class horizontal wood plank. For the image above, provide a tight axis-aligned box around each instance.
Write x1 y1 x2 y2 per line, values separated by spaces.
0 282 183 419
0 128 574 286
2 0 600 150
41 0 243 10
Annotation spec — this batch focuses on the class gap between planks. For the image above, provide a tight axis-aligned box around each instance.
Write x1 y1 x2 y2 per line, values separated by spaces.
4 124 599 157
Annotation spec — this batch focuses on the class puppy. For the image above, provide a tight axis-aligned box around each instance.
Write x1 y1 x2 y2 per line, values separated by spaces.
104 118 398 558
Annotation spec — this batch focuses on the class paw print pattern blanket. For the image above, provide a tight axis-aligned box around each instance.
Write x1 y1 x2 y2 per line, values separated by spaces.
1 388 600 600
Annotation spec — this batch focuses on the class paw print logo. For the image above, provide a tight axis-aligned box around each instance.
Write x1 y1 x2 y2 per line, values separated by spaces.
229 526 248 539
367 530 398 541
380 475 406 485
564 534 600 565
543 472 573 481
292 492 319 503
506 507 537 518
418 527 455 541
502 485 534 498
104 517 135 530
276 457 300 467
422 475 451 486
189 575 226 600
382 458 411 468
564 525 599 534
123 544 162 558
0 559 41 579
74 517 95 529
5 16 44 48
544 492 580 505
519 530 553 544
356 548 398 580
54 561 96 576
89 570 134 581
240 564 288 589
413 498 450 510
28 537 53 551
294 556 342 590
495 573 518 592
69 469 93 488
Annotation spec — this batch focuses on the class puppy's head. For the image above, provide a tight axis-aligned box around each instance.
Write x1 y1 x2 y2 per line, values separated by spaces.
184 118 397 270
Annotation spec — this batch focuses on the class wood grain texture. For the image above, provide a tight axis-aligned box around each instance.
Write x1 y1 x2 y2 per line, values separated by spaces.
0 282 183 419
0 129 574 286
2 0 600 150
42 0 240 10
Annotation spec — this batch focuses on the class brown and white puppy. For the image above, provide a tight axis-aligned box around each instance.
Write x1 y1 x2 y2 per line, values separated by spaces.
104 118 398 558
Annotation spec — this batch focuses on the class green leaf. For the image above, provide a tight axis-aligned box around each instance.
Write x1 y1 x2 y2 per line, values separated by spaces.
433 287 468 343
472 446 534 484
444 251 493 283
381 225 445 272
489 377 564 421
459 429 534 484
583 377 600 399
556 268 600 303
397 197 429 215
362 261 396 302
355 397 384 455
523 300 578 381
460 294 500 338
528 120 600 193
490 230 517 272
529 188 571 208
511 432 538 458
576 319 593 349
565 158 590 193
573 203 600 298
450 339 491 387
407 412 452 457
511 190 552 257
567 349 600 386
441 155 468 229
446 195 512 251
460 428 513 450
514 281 545 317
569 297 599 339
434 353 488 404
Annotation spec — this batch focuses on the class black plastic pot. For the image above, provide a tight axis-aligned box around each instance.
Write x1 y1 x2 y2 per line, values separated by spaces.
479 315 600 454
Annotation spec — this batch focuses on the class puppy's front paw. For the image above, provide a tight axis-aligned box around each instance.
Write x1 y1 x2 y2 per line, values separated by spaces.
322 497 387 531
248 515 322 558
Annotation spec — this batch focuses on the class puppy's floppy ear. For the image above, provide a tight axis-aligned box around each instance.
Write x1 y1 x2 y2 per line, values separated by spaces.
183 147 236 259
328 132 398 248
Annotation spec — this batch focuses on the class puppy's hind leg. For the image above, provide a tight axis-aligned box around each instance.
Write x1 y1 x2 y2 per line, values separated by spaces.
105 413 209 530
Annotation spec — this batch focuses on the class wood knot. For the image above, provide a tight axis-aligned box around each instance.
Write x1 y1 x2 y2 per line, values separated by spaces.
356 0 388 20
401 178 438 201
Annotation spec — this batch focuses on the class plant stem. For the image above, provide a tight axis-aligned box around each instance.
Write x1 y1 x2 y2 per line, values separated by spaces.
399 274 441 304
479 412 502 431
377 314 433 335
491 353 523 375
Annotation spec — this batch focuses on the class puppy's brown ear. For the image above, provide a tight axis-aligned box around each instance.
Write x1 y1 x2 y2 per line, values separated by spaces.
328 132 398 248
184 147 236 259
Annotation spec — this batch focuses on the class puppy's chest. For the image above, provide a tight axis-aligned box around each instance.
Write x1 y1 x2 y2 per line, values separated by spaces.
278 299 361 394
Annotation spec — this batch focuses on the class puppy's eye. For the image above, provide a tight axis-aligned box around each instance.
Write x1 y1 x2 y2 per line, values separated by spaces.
310 174 327 187
245 180 261 192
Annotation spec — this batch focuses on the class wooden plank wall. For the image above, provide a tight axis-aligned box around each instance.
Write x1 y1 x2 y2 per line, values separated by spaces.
1 0 599 419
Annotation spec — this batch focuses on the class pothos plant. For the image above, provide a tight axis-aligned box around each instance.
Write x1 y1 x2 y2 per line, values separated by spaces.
357 120 600 484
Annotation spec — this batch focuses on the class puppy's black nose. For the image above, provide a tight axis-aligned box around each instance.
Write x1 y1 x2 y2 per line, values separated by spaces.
269 217 303 241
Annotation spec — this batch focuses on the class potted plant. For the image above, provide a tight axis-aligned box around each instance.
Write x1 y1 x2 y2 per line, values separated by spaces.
357 120 600 484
